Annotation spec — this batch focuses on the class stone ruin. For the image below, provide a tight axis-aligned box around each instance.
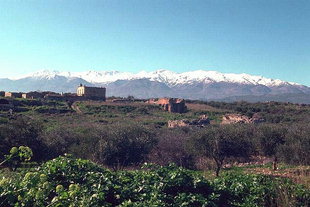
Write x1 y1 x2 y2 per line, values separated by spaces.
147 98 187 113
168 115 210 128
221 113 265 124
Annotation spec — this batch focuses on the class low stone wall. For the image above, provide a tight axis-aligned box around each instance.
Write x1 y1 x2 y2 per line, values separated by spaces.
221 113 264 124
168 115 210 128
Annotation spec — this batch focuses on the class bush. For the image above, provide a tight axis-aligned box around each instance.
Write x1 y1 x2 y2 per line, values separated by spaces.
278 123 310 165
97 124 157 169
148 128 196 169
40 124 101 161
190 125 254 176
0 116 47 162
255 124 287 170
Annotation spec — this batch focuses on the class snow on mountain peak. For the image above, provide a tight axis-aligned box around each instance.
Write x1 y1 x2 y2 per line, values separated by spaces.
17 70 61 80
16 69 300 87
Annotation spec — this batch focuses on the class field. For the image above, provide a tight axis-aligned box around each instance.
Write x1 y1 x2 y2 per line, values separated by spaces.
0 97 309 206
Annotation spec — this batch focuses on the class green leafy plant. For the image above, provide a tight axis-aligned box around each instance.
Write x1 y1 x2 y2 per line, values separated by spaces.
1 155 308 207
0 146 33 170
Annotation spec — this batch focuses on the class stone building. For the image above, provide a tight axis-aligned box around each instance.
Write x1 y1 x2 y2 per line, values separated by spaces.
147 98 187 113
5 92 23 98
77 84 106 101
22 91 45 99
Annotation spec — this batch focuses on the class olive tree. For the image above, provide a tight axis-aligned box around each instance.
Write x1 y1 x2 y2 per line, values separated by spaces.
97 123 157 170
148 127 195 169
277 123 310 165
256 124 287 170
191 125 253 176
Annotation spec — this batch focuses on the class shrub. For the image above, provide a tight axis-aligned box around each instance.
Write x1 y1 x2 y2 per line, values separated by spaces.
278 123 310 165
0 146 33 170
255 124 287 170
0 116 47 162
148 128 196 169
190 125 254 176
97 124 157 169
40 125 100 160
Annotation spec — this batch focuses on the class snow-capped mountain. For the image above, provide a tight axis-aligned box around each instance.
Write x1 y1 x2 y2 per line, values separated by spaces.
14 69 301 87
2 69 310 103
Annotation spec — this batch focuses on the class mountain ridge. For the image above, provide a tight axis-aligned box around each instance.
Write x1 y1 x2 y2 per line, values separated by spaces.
11 69 304 87
1 69 309 103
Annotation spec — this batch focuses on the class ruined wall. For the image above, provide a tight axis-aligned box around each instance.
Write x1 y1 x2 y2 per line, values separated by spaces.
5 92 23 98
168 115 210 128
22 92 45 99
221 113 264 124
147 98 187 113
44 94 88 102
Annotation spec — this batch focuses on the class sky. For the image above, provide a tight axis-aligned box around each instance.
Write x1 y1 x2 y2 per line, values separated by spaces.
0 0 309 86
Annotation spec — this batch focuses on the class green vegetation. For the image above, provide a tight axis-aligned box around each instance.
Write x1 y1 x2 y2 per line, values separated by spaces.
96 124 157 170
204 101 310 123
0 146 33 170
190 125 253 176
1 155 309 207
0 98 309 206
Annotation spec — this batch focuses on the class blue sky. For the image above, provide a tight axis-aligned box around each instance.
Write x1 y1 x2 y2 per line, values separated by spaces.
0 0 309 85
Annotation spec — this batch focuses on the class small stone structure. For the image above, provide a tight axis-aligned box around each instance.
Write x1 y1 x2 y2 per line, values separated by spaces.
22 91 45 99
5 92 23 98
147 98 187 113
168 115 210 128
77 84 106 101
221 113 264 124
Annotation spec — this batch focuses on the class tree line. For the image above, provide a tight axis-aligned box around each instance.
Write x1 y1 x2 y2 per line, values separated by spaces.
0 116 309 175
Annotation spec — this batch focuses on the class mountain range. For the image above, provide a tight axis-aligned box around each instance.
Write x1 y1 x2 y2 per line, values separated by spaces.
1 70 309 103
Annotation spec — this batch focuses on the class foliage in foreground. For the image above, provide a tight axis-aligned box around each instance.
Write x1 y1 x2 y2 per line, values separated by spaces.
0 155 309 207
0 146 33 170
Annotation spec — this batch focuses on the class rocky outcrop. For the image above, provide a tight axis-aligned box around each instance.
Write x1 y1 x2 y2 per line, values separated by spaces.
221 113 264 124
147 98 187 113
168 115 210 128
168 119 191 128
